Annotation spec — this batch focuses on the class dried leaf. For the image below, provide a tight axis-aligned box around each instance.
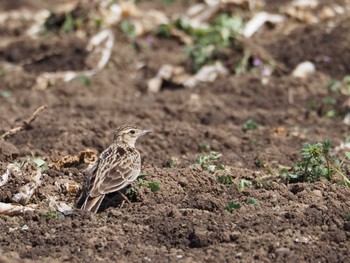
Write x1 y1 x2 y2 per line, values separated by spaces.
0 202 34 215
51 149 98 169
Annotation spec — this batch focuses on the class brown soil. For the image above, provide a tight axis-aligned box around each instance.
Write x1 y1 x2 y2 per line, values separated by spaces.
1 1 350 262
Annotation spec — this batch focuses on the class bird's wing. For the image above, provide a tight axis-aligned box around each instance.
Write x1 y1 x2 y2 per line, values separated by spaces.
89 146 140 197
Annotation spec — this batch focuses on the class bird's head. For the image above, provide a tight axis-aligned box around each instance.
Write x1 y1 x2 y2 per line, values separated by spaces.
113 125 151 147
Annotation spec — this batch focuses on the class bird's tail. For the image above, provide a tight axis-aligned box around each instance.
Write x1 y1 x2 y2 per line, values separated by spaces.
80 195 105 214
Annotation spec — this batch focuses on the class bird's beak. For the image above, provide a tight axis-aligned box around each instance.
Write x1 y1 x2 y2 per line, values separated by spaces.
141 129 152 136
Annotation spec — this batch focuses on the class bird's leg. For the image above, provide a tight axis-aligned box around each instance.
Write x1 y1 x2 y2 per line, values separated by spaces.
105 191 132 208
119 191 132 205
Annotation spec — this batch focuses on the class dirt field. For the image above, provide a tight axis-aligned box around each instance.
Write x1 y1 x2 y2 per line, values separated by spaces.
1 0 350 262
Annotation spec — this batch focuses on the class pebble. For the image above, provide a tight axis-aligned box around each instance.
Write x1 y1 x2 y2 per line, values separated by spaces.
312 190 323 197
275 247 290 256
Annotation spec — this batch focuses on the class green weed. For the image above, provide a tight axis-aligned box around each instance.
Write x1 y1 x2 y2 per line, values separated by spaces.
41 211 59 219
195 151 222 173
238 179 252 192
280 140 350 186
147 181 160 192
243 119 259 131
79 75 90 87
216 174 233 186
246 197 259 206
225 200 241 213
120 20 136 39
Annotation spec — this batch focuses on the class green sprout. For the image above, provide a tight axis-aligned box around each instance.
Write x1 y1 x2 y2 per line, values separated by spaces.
238 179 252 192
61 12 74 33
246 197 259 206
254 157 264 168
166 159 177 168
243 119 259 131
225 200 241 213
79 75 90 87
147 181 160 192
41 211 59 219
216 174 233 186
199 143 210 152
196 151 222 173
120 20 136 39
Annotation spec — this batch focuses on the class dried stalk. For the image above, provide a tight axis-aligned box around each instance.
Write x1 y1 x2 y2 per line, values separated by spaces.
1 105 47 140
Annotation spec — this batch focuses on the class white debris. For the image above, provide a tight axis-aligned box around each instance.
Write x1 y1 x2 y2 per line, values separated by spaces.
184 62 229 88
0 168 11 188
292 61 316 78
12 168 43 206
0 202 35 215
343 113 350 126
243 12 285 38
35 29 115 89
291 0 319 8
47 196 73 216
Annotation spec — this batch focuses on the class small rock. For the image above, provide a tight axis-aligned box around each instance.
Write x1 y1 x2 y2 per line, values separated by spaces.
275 247 290 256
292 61 316 78
321 225 329 231
312 190 323 197
178 177 188 187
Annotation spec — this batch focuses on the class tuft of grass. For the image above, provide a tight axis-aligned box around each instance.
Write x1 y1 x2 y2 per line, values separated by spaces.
166 159 177 168
61 12 74 33
199 143 210 152
225 200 241 213
254 157 264 168
41 211 59 219
120 20 136 39
147 181 160 192
216 174 233 186
345 214 350 221
79 75 90 87
246 197 259 206
243 119 259 131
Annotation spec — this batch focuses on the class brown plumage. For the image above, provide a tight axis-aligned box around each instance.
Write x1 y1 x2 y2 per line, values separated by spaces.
77 125 151 213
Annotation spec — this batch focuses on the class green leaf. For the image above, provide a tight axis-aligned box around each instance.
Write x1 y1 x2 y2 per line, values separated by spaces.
243 119 259 131
345 152 350 160
41 211 59 219
32 158 49 172
148 181 160 192
246 197 259 206
225 200 241 213
120 20 136 38
62 12 74 33
238 179 252 192
0 90 11 98
216 175 233 186
79 75 90 87
328 80 341 92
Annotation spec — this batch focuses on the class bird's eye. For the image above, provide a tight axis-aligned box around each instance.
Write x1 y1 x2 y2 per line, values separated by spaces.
129 130 136 134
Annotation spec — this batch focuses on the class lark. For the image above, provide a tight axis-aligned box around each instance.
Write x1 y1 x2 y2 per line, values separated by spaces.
77 125 151 213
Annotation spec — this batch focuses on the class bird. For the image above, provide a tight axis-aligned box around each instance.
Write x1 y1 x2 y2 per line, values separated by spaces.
77 124 151 213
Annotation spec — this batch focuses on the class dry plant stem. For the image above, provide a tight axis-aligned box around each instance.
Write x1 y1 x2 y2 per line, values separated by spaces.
1 105 47 140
